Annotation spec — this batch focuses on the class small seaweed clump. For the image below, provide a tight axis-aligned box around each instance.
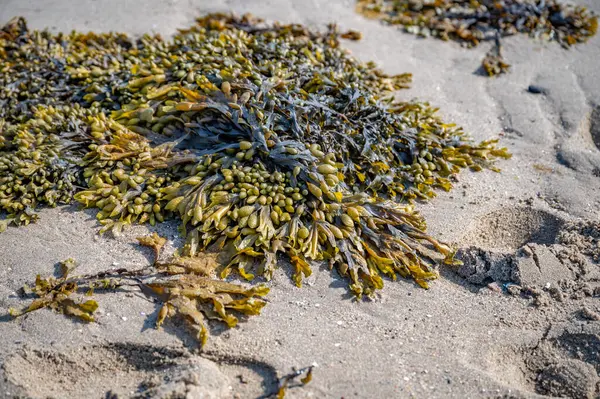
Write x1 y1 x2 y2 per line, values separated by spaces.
9 236 269 347
357 0 598 76
2 13 510 340
482 36 511 77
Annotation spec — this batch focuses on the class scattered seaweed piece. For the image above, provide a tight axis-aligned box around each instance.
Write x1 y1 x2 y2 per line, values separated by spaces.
9 237 269 347
482 35 511 77
138 232 168 263
275 365 314 399
147 271 269 347
357 0 598 75
1 13 510 300
9 258 99 322
340 29 364 40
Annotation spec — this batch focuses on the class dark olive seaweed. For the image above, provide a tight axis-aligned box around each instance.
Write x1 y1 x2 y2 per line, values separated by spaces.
357 0 598 76
2 14 510 345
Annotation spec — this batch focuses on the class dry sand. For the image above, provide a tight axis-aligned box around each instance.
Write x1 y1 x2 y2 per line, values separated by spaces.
1 0 600 398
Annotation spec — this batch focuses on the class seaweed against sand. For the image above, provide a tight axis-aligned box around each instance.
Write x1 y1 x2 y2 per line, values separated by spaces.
2 14 509 344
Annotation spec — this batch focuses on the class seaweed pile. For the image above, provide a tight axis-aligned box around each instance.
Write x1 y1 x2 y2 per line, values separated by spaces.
2 14 509 342
357 0 598 76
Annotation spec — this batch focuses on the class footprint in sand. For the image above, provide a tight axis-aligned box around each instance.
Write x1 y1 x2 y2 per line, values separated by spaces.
454 206 600 294
527 322 600 399
460 207 564 253
480 322 600 399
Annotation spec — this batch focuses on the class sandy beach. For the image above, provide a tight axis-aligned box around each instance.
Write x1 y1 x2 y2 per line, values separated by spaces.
1 0 599 398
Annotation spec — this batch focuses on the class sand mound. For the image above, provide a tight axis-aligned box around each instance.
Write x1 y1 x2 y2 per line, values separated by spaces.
3 343 230 399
